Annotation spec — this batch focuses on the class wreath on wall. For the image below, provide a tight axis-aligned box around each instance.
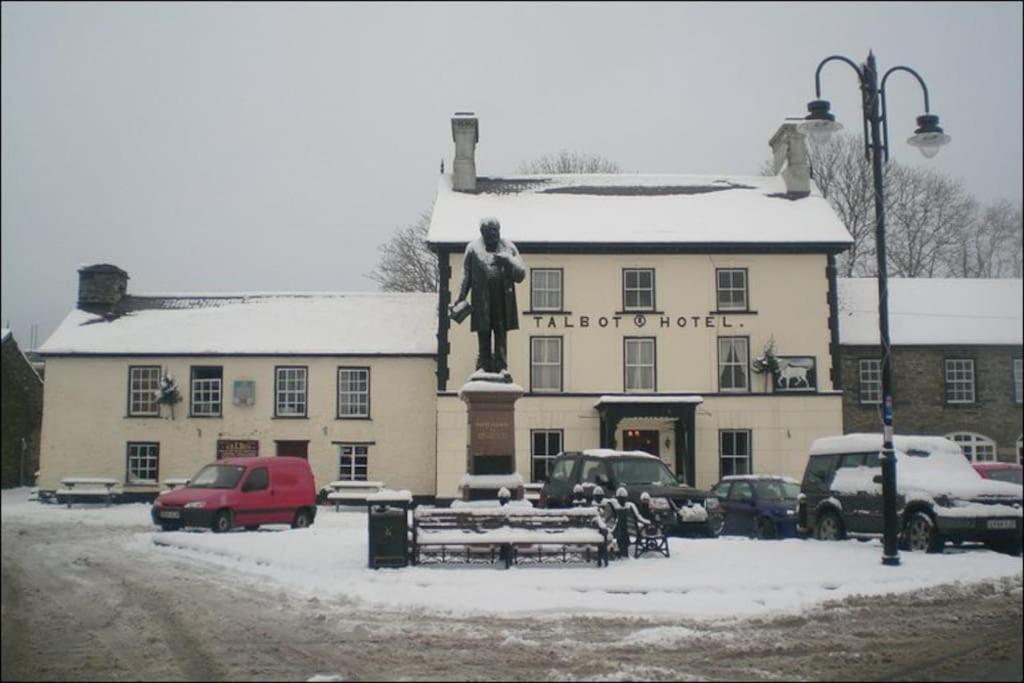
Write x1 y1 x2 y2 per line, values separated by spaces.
751 337 781 391
154 374 182 419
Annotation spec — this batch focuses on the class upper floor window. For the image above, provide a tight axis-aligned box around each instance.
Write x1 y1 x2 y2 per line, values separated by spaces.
128 366 161 416
531 269 563 311
718 337 749 392
624 337 656 392
945 359 975 404
1014 358 1022 404
947 432 996 463
337 367 370 418
190 366 223 417
622 268 655 311
858 359 882 404
275 366 308 417
530 337 563 392
716 269 748 311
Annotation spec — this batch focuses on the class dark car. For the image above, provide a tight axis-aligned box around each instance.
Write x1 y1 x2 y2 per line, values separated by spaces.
538 449 723 537
708 475 801 539
799 434 1023 555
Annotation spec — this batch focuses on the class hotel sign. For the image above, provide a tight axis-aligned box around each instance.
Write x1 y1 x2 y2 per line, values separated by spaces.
217 439 259 460
527 313 744 330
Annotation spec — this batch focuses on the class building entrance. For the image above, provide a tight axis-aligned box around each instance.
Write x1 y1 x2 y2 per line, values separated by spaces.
622 429 660 458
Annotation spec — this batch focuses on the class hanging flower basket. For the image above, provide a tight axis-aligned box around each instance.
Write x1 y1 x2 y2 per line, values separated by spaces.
154 374 182 419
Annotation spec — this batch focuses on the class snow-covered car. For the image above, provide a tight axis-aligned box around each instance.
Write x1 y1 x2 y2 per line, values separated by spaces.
538 449 722 537
972 462 1023 486
798 434 1023 555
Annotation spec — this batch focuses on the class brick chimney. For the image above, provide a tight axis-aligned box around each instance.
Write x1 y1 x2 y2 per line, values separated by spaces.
769 122 811 197
451 112 479 192
77 264 128 314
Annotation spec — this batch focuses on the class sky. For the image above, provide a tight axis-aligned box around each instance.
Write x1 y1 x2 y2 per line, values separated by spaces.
2 2 1022 348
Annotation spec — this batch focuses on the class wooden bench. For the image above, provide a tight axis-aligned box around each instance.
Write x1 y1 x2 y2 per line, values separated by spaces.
56 477 121 508
412 506 610 569
523 483 544 504
603 499 670 559
324 480 386 511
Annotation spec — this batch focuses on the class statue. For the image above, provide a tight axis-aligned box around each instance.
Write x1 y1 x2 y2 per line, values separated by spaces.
451 217 526 374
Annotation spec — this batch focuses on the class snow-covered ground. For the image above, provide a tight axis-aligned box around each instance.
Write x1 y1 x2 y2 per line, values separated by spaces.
4 488 1020 622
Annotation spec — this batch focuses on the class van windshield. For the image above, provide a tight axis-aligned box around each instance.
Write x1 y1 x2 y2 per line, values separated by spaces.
189 465 246 489
609 458 678 486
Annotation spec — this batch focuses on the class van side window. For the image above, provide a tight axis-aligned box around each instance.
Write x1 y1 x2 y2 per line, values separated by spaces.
839 454 864 469
863 451 881 468
579 459 605 484
243 467 269 492
549 459 574 483
806 455 838 486
728 481 754 501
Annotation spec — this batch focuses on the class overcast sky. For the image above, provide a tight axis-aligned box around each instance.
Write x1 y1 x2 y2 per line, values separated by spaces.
2 2 1022 348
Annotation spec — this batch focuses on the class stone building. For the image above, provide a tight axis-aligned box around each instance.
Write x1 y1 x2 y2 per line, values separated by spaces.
838 278 1023 464
1 328 44 487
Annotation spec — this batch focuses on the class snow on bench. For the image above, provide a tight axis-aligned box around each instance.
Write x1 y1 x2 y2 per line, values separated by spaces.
324 480 386 510
163 478 191 491
57 477 121 507
523 483 544 502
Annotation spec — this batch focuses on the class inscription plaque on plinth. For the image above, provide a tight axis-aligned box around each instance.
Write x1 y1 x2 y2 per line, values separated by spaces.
458 375 524 499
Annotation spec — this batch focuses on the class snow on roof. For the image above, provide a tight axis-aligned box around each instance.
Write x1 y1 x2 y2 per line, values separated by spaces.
838 278 1023 346
427 174 853 247
595 395 704 407
721 475 800 485
582 449 659 460
38 292 438 356
809 433 963 457
1 328 10 343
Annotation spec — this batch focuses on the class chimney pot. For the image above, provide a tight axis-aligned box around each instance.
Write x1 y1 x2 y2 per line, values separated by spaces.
769 122 811 197
451 112 479 192
77 264 128 314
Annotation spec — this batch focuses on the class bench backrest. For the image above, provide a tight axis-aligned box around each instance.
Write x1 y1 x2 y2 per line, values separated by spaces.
415 508 603 532
60 477 119 487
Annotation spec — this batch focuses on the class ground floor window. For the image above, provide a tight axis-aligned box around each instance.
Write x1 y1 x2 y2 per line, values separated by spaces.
947 432 996 462
126 442 159 485
719 430 751 477
338 444 369 481
531 429 563 482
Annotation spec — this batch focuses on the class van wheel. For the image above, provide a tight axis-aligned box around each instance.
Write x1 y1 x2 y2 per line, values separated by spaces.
815 510 845 541
757 518 778 540
212 511 232 533
292 509 313 529
903 512 943 553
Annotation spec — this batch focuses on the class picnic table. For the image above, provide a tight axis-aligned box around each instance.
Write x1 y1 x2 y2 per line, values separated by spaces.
324 480 386 511
57 477 121 507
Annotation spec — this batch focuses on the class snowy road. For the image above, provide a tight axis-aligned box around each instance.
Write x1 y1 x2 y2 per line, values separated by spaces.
2 494 1022 681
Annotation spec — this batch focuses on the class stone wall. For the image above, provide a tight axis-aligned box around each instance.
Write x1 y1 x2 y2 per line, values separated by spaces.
841 344 1023 461
1 336 44 487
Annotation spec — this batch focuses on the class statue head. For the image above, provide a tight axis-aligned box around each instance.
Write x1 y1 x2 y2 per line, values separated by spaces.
480 217 501 250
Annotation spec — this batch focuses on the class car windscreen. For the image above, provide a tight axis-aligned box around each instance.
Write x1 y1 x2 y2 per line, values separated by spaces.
608 458 677 486
987 469 1023 485
754 480 801 500
188 465 246 489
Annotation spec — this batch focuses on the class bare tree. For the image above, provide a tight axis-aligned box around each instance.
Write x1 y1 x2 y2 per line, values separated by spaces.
945 199 1023 278
366 212 438 293
518 150 621 174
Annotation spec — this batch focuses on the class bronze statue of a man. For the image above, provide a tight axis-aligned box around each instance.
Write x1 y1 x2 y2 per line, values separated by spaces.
452 217 526 374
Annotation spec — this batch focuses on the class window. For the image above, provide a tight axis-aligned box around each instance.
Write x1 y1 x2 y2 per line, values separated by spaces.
531 269 563 311
622 269 655 311
1014 359 1022 404
947 432 996 463
945 359 975 404
579 459 606 485
242 467 269 492
718 337 749 392
338 444 369 481
530 337 562 392
337 367 370 418
190 366 223 417
548 458 575 483
720 430 751 477
275 366 307 417
716 269 748 311
624 338 656 392
858 359 882 404
728 481 753 501
530 430 563 482
126 442 159 485
128 366 161 416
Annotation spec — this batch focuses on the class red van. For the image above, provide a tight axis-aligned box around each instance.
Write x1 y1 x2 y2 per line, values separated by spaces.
151 457 318 532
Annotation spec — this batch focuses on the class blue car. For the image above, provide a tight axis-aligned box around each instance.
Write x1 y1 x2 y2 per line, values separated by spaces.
708 476 801 539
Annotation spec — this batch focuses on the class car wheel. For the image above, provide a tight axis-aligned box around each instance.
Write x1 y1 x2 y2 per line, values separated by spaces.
159 522 181 532
291 509 313 529
244 525 259 532
814 510 845 541
903 511 943 553
706 515 725 538
212 510 232 533
757 518 778 540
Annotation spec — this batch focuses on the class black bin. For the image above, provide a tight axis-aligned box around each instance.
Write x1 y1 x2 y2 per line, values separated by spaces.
367 498 409 569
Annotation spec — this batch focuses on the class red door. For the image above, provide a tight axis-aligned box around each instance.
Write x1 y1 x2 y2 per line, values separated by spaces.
276 441 309 459
622 429 660 458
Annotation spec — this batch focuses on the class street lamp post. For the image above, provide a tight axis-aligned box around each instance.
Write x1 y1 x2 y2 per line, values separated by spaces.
799 52 950 567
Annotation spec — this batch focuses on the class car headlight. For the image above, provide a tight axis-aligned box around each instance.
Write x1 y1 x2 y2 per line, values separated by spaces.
705 497 719 511
649 497 671 510
184 501 207 509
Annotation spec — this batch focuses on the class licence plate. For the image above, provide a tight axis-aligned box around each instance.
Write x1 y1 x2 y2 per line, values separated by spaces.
160 510 181 520
987 519 1016 530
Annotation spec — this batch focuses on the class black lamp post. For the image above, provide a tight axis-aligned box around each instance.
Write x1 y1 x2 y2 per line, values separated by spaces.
799 52 950 567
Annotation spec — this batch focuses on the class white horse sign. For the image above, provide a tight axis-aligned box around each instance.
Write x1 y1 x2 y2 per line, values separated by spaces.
774 356 817 392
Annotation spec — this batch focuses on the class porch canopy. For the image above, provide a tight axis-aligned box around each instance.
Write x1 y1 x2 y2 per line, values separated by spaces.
594 395 704 486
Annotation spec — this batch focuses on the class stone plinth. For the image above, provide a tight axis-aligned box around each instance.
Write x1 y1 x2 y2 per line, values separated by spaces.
458 372 524 501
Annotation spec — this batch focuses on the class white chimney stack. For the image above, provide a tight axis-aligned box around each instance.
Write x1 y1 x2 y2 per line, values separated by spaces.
769 122 811 197
451 112 479 192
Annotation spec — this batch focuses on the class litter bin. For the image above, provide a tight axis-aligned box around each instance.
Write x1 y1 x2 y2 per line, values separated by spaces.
367 495 410 569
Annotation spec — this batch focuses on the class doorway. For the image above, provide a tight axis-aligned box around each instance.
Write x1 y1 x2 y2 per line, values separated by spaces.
275 440 309 459
622 429 659 458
